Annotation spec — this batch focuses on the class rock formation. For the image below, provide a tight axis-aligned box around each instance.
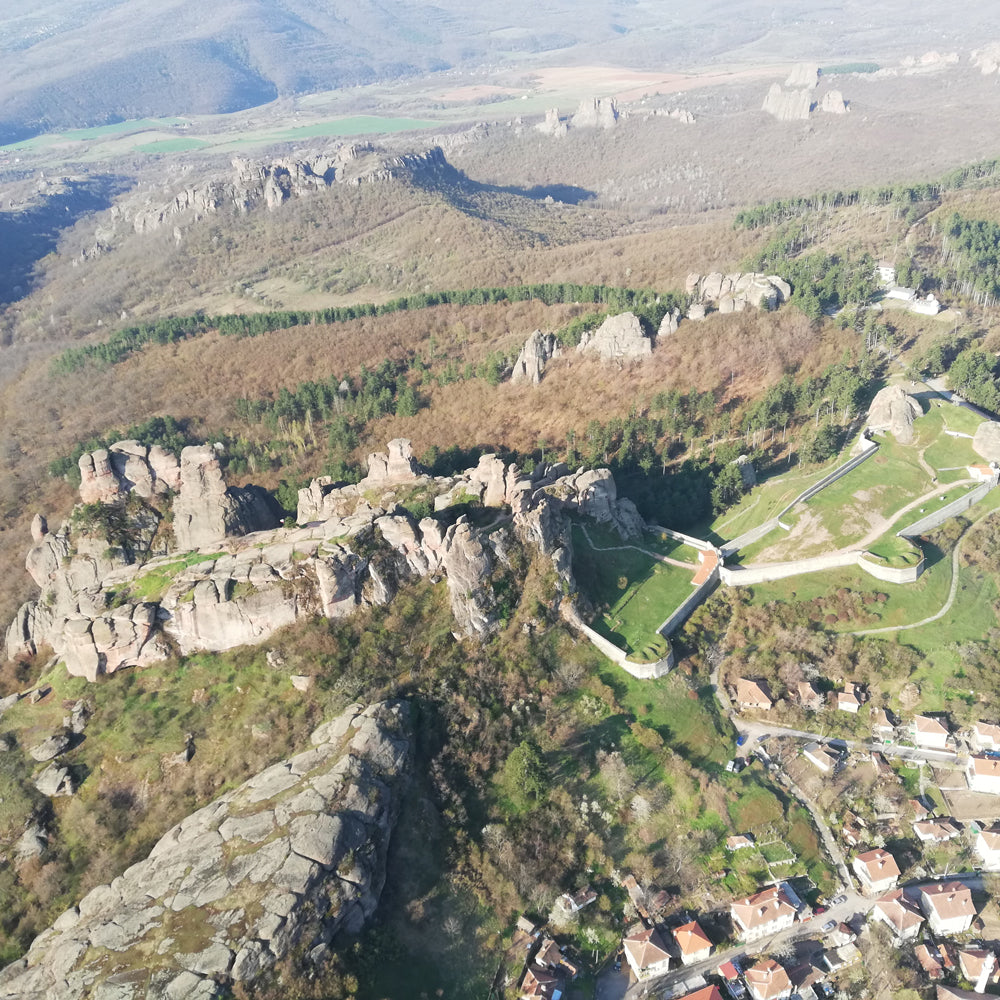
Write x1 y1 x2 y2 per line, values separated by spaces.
785 64 819 88
535 109 567 137
172 446 281 550
511 330 561 384
731 455 757 489
111 146 450 239
686 273 790 313
571 98 618 129
972 44 1000 74
762 84 813 121
6 440 647 667
576 312 652 361
357 438 422 488
0 702 410 1000
820 90 848 114
973 421 1000 463
657 308 681 339
866 385 922 444
78 442 180 504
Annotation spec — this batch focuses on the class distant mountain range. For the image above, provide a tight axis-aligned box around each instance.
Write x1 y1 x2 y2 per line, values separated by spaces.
2 0 999 144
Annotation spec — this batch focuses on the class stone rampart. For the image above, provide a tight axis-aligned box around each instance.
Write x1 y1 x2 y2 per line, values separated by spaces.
897 480 996 538
856 552 925 584
657 569 719 636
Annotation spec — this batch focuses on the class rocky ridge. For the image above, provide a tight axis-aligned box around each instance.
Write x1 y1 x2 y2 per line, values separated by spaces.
576 311 652 361
0 700 411 1000
97 145 450 244
6 439 645 677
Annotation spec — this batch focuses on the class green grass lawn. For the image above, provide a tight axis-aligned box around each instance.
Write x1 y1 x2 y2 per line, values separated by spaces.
571 524 696 656
262 116 441 142
864 534 923 567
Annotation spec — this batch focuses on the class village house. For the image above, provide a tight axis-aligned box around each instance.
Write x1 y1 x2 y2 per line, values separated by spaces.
937 986 993 1000
910 797 932 821
803 743 840 773
975 825 1000 870
676 988 724 1000
731 886 797 943
852 848 901 894
797 681 824 712
921 882 976 936
912 715 951 750
622 926 671 981
967 754 1000 794
555 887 597 914
520 966 562 1000
916 943 947 979
971 722 1000 752
745 959 793 1000
727 833 755 852
673 920 712 965
871 889 925 942
914 817 962 843
871 707 896 739
838 682 863 713
736 678 773 711
958 947 999 992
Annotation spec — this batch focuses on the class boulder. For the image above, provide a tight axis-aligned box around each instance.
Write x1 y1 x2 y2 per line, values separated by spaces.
657 308 681 338
35 763 76 797
866 385 922 444
687 272 789 313
973 420 1000 463
511 330 561 384
29 733 71 762
576 312 652 361
820 90 848 114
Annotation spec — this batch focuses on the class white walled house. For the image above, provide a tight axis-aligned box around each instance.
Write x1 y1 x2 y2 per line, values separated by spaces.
976 826 1000 870
972 722 1000 752
920 882 976 936
622 927 671 980
731 887 796 943
967 754 1000 794
852 848 900 894
673 920 712 966
871 890 924 942
912 715 950 749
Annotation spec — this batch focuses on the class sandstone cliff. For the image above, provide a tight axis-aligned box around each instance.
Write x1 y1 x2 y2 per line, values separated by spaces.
685 272 790 315
0 701 411 1000
6 439 644 675
866 385 922 445
576 312 652 361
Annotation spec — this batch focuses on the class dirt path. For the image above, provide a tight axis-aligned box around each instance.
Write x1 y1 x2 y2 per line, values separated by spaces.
576 522 695 570
851 503 1000 636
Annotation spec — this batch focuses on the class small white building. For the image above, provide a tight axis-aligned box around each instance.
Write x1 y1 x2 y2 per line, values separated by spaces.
921 882 976 936
745 959 793 1000
912 715 950 749
871 707 896 738
958 948 999 993
838 683 862 713
852 848 900 894
804 743 840 773
622 926 671 981
976 825 1000 870
736 678 773 711
967 754 1000 794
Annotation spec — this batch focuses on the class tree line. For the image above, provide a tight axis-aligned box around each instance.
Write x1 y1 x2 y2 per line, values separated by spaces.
49 283 683 375
734 157 1000 230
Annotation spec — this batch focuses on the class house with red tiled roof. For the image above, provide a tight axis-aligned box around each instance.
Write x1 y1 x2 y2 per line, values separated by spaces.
871 707 896 738
727 833 755 852
976 825 1000 870
967 754 1000 794
912 714 950 749
921 882 976 936
914 817 962 843
852 848 900 894
731 887 796 943
673 920 712 966
838 683 863 713
870 889 924 942
520 966 561 1000
622 926 671 981
797 681 823 712
971 722 1000 752
937 986 989 1000
735 678 773 711
916 943 946 979
676 988 724 1000
958 947 999 992
745 958 792 1000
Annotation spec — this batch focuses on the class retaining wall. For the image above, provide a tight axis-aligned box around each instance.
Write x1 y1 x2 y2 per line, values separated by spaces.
897 480 996 538
720 518 780 558
648 524 714 550
720 551 860 585
657 568 720 636
568 613 674 678
856 552 925 584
